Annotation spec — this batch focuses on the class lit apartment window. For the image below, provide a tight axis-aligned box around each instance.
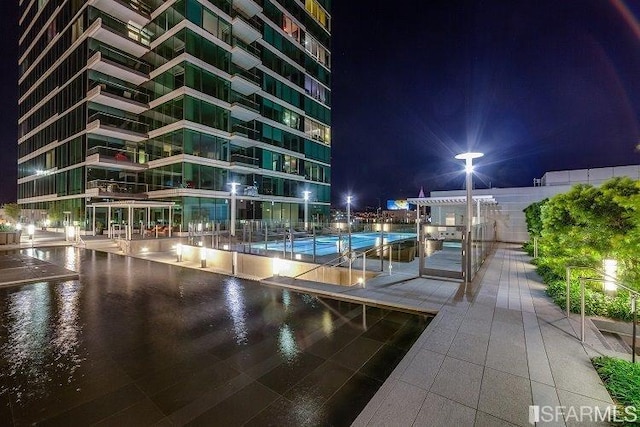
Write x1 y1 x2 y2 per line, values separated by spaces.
304 118 330 144
305 0 329 30
283 16 302 44
304 35 330 68
304 76 328 103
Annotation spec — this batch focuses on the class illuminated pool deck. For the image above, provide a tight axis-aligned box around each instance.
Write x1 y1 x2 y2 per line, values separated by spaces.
252 231 417 257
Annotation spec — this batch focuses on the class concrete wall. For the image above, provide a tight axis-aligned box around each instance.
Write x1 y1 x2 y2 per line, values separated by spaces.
130 241 376 285
431 185 573 243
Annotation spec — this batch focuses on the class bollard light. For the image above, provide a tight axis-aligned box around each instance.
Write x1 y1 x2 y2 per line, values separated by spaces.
200 247 207 268
603 259 618 292
273 257 281 276
176 243 183 262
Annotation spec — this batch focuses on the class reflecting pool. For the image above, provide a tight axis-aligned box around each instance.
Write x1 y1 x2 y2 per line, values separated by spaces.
0 248 431 426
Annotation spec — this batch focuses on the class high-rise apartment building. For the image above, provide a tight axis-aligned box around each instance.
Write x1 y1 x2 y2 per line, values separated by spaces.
18 0 331 227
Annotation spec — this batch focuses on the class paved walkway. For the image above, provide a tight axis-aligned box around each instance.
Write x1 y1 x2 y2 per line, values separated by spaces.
0 237 630 426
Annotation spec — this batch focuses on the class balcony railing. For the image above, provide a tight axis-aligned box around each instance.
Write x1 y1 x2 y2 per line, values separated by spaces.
231 66 261 86
90 43 150 74
91 82 150 104
87 145 149 164
230 93 259 112
88 112 149 135
87 179 149 195
89 9 151 46
231 123 260 139
230 154 259 167
232 37 260 58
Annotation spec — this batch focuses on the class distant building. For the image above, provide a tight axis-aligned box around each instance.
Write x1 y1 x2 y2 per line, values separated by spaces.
415 165 640 243
18 0 331 226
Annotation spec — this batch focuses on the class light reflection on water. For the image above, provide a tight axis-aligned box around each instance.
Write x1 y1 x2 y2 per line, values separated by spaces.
278 324 299 362
0 279 84 404
0 247 431 425
224 278 248 345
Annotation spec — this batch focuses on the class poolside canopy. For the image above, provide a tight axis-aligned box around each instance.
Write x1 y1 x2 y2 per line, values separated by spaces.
407 195 497 206
87 200 176 239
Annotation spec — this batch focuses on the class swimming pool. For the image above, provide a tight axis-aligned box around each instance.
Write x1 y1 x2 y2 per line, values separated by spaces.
253 231 417 257
0 247 431 426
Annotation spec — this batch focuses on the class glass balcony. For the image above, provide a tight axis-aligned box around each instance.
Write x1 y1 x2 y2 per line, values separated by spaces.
88 44 150 85
231 37 261 69
87 179 149 199
86 146 149 171
88 9 151 57
230 153 259 168
230 66 261 95
229 93 260 121
87 82 149 114
231 11 262 44
89 0 152 26
87 112 148 142
232 0 262 18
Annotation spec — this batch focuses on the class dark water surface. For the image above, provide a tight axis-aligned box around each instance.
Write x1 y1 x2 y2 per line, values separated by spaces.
0 247 431 426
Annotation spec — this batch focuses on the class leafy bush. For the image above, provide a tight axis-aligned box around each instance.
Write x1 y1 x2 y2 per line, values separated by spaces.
593 356 640 425
545 279 632 321
0 223 15 232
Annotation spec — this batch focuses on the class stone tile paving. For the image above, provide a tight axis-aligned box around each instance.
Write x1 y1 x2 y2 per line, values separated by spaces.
352 245 621 426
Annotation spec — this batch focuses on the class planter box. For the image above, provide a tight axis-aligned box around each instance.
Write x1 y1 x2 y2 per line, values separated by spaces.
0 231 20 245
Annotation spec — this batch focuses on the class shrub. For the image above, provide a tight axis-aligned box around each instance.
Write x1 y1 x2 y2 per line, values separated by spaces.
593 356 640 425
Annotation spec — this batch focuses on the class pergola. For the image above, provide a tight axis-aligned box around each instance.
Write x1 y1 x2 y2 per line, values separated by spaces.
88 200 176 240
407 195 498 225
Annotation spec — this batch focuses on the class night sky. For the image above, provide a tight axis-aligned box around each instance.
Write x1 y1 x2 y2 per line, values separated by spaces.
2 1 640 208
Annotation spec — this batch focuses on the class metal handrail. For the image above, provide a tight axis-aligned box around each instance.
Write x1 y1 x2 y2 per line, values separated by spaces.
566 265 640 361
290 237 415 285
566 265 640 317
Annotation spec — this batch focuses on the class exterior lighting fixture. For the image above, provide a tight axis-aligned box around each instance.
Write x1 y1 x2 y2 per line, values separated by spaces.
603 259 618 292
200 247 207 268
455 152 484 282
176 243 183 262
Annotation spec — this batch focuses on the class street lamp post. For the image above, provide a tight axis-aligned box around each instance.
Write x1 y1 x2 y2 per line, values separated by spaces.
303 191 311 231
346 195 352 254
455 152 484 283
229 182 239 237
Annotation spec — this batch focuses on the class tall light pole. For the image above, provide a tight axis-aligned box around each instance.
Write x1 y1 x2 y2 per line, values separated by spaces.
455 152 483 283
230 182 239 237
346 195 352 254
303 190 311 231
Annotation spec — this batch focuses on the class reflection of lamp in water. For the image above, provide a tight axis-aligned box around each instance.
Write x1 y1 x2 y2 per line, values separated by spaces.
303 190 311 231
229 182 239 237
346 195 352 254
603 259 618 292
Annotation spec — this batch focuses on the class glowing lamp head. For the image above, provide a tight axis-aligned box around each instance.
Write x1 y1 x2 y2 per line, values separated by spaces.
176 243 183 256
603 259 618 292
27 224 35 236
455 152 484 174
303 191 310 201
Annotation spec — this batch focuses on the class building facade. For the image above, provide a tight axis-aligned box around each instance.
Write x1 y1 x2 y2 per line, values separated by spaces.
429 165 640 243
18 0 331 227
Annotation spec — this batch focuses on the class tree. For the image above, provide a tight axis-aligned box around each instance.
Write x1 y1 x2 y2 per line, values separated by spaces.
2 203 21 223
536 177 640 288
523 198 548 237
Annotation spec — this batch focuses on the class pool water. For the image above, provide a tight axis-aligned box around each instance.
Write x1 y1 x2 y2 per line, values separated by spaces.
253 231 417 256
0 247 431 426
